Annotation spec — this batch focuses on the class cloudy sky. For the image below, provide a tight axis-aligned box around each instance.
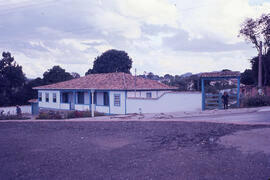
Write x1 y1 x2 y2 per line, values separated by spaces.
0 0 270 78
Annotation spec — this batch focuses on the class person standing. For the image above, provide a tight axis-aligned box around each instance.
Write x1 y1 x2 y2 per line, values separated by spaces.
16 105 22 117
221 92 229 109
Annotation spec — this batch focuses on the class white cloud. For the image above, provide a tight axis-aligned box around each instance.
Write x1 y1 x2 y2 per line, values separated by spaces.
0 0 268 78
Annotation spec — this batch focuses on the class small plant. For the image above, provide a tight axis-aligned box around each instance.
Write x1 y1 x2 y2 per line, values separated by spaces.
37 110 104 120
242 95 270 107
0 114 30 120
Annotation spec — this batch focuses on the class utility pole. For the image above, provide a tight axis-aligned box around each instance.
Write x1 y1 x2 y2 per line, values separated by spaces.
258 41 262 89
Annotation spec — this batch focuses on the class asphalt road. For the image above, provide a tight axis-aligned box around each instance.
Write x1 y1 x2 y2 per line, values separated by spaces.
1 120 270 180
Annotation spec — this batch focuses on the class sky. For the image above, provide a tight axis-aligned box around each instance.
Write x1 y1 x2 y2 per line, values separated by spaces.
0 0 270 78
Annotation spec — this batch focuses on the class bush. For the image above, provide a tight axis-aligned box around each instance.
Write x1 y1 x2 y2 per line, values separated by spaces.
242 95 270 107
36 111 63 119
37 110 104 119
0 115 30 120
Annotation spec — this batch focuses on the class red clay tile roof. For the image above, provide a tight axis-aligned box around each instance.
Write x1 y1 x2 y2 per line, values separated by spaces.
34 72 177 90
28 99 38 103
200 71 240 78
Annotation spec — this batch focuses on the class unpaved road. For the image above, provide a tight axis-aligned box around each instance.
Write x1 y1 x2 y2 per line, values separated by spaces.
0 121 270 180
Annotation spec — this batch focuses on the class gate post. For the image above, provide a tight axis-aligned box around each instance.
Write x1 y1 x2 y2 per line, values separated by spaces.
201 78 205 111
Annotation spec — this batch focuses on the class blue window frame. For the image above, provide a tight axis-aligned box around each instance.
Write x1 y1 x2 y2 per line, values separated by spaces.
114 94 120 106
53 93 57 103
45 93 49 102
38 92 42 102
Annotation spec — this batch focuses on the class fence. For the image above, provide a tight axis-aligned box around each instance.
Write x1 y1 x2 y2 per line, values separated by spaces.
205 93 238 110
0 105 31 115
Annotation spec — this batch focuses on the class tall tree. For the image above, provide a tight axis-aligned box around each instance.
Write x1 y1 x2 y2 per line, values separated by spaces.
250 52 270 85
239 13 270 85
241 69 256 85
43 65 73 85
85 49 132 75
0 52 26 106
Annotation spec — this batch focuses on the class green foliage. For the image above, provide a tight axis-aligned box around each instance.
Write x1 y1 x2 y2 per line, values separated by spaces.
36 110 104 119
241 69 255 85
86 49 132 75
43 65 73 85
242 95 270 107
250 52 270 86
0 52 26 106
0 114 30 120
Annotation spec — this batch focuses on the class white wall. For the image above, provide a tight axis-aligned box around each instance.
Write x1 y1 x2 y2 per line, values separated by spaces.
126 92 201 114
75 104 90 111
96 106 109 114
127 91 169 98
109 91 126 114
38 90 61 109
0 105 31 115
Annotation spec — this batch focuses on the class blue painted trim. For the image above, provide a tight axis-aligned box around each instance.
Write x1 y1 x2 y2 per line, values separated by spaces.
31 103 33 115
60 91 62 103
88 91 91 110
108 91 111 115
237 77 240 108
201 76 240 81
125 91 127 114
218 93 222 109
201 78 205 111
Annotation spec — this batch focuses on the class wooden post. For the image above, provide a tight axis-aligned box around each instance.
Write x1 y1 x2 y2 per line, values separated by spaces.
201 78 205 111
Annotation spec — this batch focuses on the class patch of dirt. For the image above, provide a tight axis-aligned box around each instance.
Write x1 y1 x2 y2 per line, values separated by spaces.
219 128 270 154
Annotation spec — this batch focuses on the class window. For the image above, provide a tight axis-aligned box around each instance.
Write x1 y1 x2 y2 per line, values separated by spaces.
38 92 42 102
146 92 152 98
62 93 69 103
104 92 109 106
114 94 120 106
77 92 84 104
53 93 57 103
45 93 49 102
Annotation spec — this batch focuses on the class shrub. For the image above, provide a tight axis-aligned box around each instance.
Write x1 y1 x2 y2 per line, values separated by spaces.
67 110 104 119
242 95 270 107
0 115 30 120
36 111 63 119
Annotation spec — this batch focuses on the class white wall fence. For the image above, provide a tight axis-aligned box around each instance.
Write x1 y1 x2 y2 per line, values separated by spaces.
126 92 201 114
0 105 32 115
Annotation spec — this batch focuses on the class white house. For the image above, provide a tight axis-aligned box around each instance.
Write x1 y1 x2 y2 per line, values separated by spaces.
34 72 201 115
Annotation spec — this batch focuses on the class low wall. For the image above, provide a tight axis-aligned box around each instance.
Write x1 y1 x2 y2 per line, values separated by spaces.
126 92 201 114
0 105 31 115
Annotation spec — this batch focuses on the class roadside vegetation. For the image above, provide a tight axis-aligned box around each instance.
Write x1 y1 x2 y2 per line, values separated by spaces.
242 95 270 107
36 110 104 120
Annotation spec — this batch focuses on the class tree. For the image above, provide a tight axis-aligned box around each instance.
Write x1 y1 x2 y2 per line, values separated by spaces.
85 49 132 75
239 13 270 85
241 69 255 85
43 66 73 85
250 52 270 85
71 72 80 79
0 52 26 106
